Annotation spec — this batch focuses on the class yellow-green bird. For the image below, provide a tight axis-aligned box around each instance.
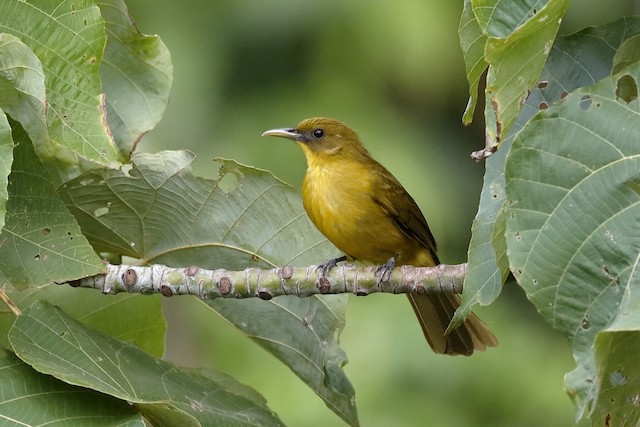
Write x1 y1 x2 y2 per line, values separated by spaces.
263 117 497 355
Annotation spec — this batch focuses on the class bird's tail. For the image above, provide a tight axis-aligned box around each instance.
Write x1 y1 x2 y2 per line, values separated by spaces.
407 293 498 355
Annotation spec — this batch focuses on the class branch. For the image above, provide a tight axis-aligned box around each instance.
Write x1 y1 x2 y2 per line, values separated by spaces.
64 263 468 300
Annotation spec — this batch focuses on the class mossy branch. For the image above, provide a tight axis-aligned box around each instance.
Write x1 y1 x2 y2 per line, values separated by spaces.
65 263 468 300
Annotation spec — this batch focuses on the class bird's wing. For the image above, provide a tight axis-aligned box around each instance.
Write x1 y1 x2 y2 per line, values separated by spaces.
370 164 439 263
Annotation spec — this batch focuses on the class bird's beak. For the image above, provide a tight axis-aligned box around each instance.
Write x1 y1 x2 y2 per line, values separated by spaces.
261 127 302 141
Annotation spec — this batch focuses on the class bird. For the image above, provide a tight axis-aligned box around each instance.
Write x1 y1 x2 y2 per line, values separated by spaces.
262 117 497 355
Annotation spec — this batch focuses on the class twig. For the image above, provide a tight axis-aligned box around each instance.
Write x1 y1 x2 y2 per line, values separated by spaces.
64 263 468 300
0 288 21 315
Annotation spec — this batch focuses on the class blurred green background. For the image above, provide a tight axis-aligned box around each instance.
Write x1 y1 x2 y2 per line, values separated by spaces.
125 1 638 426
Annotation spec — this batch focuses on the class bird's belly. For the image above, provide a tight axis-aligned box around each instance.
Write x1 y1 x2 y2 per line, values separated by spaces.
303 181 412 263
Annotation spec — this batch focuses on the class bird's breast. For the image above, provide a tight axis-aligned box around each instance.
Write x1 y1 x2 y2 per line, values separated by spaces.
301 160 418 263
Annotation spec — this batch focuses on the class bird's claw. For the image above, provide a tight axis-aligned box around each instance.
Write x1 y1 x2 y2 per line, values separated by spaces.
375 256 396 284
316 255 348 276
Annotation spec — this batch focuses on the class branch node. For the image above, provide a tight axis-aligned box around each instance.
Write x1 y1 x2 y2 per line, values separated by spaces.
160 284 173 297
219 276 232 295
317 276 331 294
279 265 294 279
258 290 273 300
122 268 137 288
67 279 81 288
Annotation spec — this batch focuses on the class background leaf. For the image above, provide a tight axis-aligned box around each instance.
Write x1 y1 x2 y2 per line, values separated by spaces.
9 300 285 427
592 331 640 426
209 294 355 426
505 63 640 420
0 34 44 205
0 123 104 290
476 0 570 146
460 16 640 323
459 0 488 124
0 348 144 426
60 151 336 267
0 110 12 231
0 0 119 175
59 151 357 426
98 0 173 157
0 285 165 357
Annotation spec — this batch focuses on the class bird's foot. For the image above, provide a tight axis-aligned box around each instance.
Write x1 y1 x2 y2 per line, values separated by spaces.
316 255 348 276
375 256 396 284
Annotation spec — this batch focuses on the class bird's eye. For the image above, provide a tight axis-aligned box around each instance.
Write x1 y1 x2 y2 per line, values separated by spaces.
313 128 324 139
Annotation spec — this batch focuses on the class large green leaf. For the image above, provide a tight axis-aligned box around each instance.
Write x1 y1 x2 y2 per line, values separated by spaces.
98 0 173 158
0 123 104 290
59 151 358 426
592 331 640 426
505 62 640 421
460 17 640 322
0 348 144 426
0 0 119 172
209 293 354 425
0 110 12 231
464 0 569 149
0 285 165 357
60 151 336 267
0 33 47 149
459 0 488 124
9 301 284 427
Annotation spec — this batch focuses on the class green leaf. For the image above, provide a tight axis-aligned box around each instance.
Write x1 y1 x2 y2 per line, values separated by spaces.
0 0 119 172
459 0 488 124
209 294 356 426
60 152 336 267
613 34 640 74
451 150 509 329
58 151 358 426
477 0 570 147
473 0 548 38
9 300 285 427
0 33 47 141
0 123 104 290
98 0 173 158
505 63 640 420
0 110 12 231
0 348 144 426
461 17 640 322
0 285 165 357
592 331 640 426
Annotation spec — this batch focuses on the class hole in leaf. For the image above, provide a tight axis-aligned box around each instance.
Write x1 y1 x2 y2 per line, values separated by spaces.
616 74 638 103
34 254 40 261
610 370 628 386
94 207 109 217
627 394 640 406
560 91 569 100
538 102 549 110
218 171 239 193
42 228 51 236
579 95 592 111
537 81 548 89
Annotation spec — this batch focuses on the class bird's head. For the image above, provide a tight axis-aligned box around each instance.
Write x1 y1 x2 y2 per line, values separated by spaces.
262 117 370 162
